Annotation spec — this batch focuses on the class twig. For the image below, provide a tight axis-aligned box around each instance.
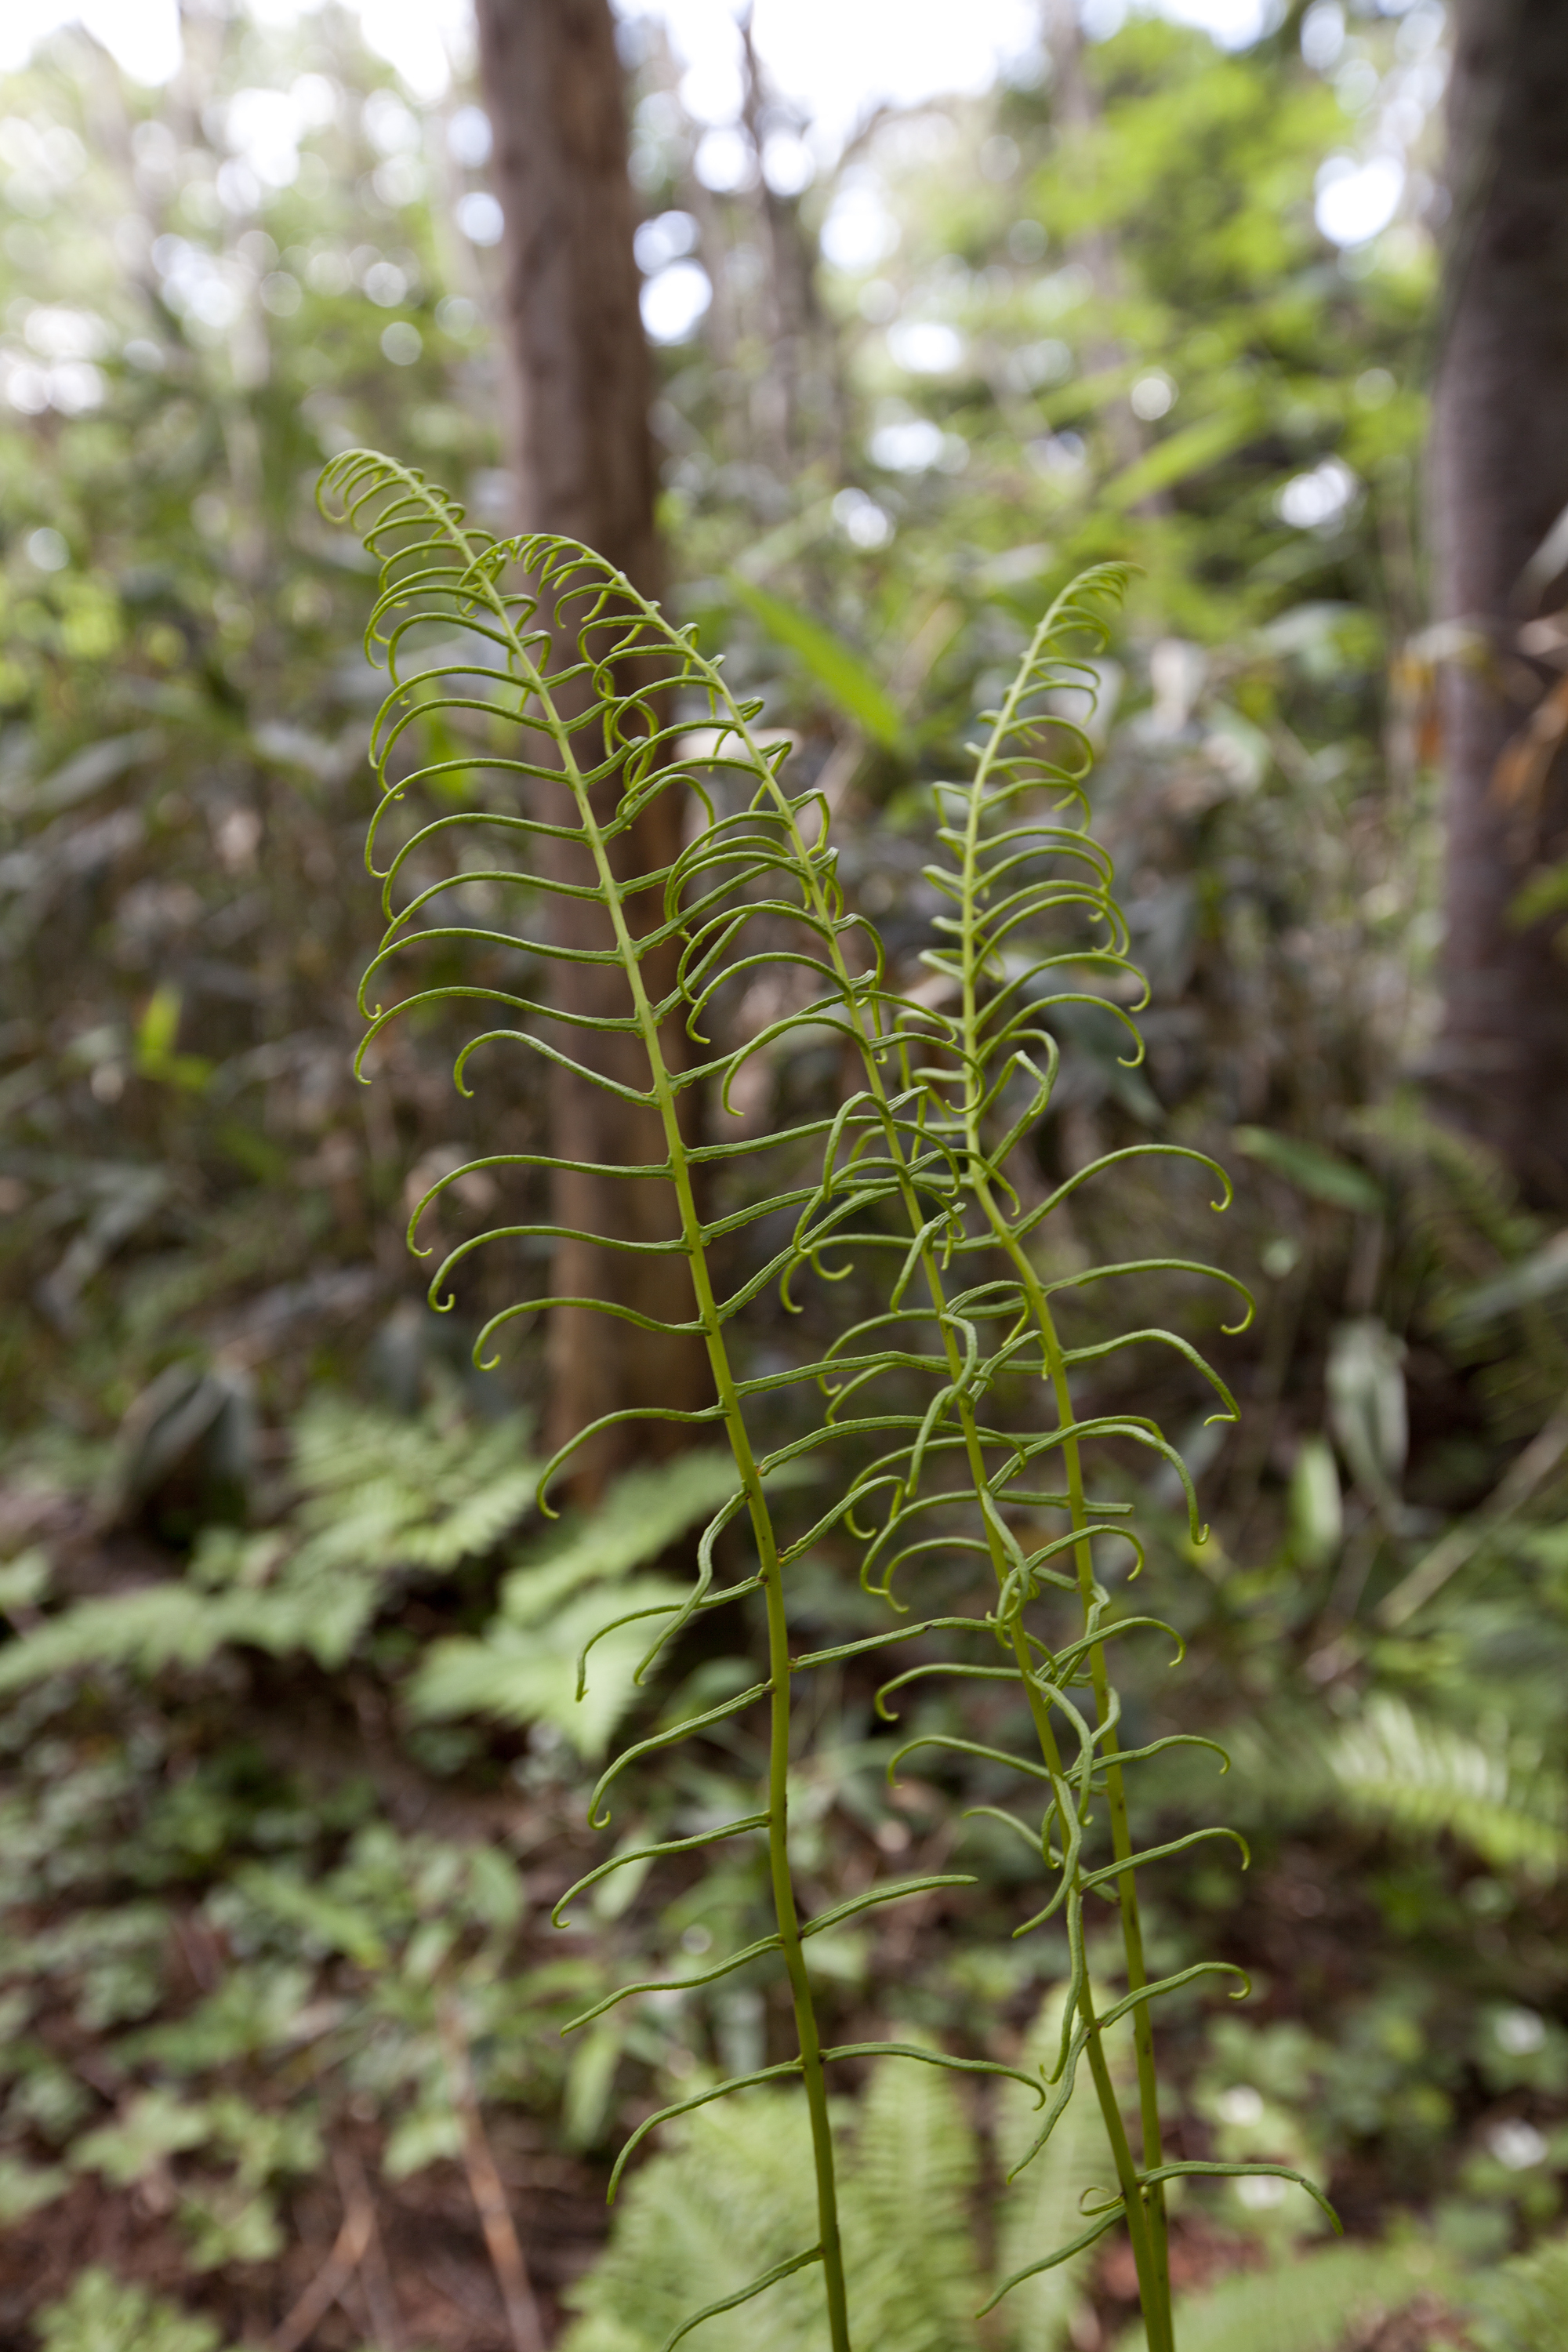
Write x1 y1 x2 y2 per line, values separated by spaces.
437 1999 546 2352
268 2179 374 2352
1376 1402 1568 1628
332 2144 404 2352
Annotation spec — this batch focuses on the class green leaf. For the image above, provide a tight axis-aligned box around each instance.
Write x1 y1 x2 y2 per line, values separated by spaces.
132 985 210 1093
122 1963 318 2074
1101 401 1265 511
230 1862 390 1968
1327 1317 1406 1497
1444 1229 1568 1327
1473 2229 1568 2349
1234 1126 1384 1215
71 2090 212 2187
728 576 903 748
0 2154 68 2224
178 2180 282 2272
412 1573 691 1759
383 2100 464 2180
136 985 178 1068
36 2270 222 2352
564 2019 627 2152
0 1545 50 1615
1508 859 1568 931
1287 1436 1342 1573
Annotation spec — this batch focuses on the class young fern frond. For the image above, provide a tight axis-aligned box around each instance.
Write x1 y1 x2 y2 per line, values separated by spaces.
321 450 1303 2352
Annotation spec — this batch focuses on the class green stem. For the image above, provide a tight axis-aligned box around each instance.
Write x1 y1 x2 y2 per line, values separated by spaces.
555 543 1168 2350
1000 1587 1166 2336
724 760 1158 2343
1007 1226 1173 2335
955 604 1174 2344
416 499 855 2352
764 1567 851 2351
554 686 853 2352
684 622 1163 2347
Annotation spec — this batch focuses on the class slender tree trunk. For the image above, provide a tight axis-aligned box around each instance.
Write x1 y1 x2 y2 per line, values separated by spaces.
474 0 709 1483
736 21 842 481
1433 0 1568 1204
1041 0 1144 476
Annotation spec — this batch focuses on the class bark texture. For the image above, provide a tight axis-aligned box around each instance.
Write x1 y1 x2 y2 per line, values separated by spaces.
474 0 709 1482
1434 0 1568 1203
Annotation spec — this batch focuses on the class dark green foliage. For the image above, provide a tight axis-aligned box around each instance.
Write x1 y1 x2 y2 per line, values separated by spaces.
0 1396 746 2315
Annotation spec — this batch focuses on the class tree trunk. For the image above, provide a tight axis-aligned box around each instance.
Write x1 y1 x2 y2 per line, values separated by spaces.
736 22 842 481
474 0 710 1484
1433 0 1568 1205
1041 0 1144 477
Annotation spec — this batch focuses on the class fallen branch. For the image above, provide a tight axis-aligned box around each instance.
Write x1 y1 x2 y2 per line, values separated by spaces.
1377 1403 1568 1628
268 2177 374 2352
332 2143 405 2352
438 1998 546 2352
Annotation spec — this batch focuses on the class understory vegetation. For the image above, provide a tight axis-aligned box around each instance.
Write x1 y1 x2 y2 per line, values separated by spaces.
3 2 1568 2348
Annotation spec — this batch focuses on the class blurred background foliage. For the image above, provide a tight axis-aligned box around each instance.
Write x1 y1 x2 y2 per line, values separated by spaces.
2 0 1568 2346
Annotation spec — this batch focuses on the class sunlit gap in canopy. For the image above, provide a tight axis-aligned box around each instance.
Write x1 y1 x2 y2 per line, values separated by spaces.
4 0 1289 117
0 0 472 100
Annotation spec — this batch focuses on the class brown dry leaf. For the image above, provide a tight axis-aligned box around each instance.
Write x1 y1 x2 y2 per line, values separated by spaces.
1491 671 1568 811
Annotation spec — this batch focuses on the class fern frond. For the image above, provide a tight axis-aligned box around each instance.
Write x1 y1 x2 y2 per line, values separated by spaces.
992 1986 1132 2349
407 1451 746 1757
1109 2240 1454 2352
562 2079 983 2352
1472 2228 1568 2350
558 2096 829 2352
0 1399 543 1694
1327 1693 1568 1883
322 452 1257 2352
505 1450 742 1597
410 1577 692 1759
837 2054 982 2352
